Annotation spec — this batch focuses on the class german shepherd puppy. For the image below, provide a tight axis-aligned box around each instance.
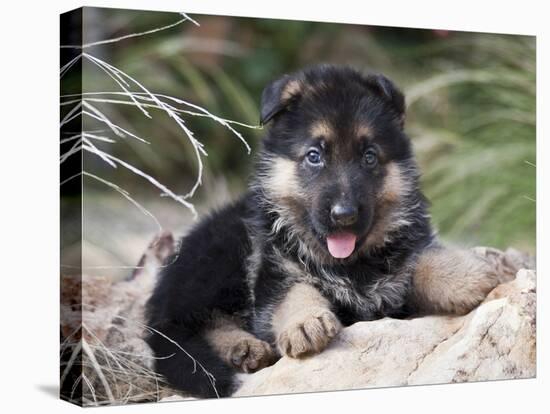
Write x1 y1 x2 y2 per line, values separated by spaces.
145 64 498 398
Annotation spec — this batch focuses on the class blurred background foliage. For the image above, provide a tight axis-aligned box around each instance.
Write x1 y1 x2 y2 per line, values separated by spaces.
65 7 535 272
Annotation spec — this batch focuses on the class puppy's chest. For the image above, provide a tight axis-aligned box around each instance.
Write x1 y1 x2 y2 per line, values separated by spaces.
307 265 411 320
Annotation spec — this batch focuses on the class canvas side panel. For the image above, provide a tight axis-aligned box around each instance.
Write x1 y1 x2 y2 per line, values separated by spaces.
60 7 83 407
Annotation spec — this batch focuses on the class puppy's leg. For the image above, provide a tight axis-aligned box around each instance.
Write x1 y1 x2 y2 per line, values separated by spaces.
272 283 342 358
411 247 499 315
205 314 275 373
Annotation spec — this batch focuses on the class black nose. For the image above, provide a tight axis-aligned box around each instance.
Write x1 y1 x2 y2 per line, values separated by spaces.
330 203 358 226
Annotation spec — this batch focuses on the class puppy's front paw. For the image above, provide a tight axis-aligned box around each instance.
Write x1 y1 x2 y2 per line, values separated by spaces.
277 309 341 358
414 248 500 315
439 253 500 315
451 266 499 315
227 337 275 373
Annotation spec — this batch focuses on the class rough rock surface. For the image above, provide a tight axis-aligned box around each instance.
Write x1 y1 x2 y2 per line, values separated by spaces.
235 268 536 397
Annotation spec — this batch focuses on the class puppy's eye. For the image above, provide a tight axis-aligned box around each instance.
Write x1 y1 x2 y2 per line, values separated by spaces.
364 149 378 166
306 149 322 165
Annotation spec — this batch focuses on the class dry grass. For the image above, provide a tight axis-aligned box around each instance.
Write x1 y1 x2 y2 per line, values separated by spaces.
60 11 257 223
60 232 220 406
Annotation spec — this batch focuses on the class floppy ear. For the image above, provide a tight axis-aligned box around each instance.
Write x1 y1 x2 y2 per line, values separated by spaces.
366 74 406 128
260 75 300 125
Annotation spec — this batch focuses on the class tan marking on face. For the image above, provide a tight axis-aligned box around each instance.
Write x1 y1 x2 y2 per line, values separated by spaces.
364 162 409 249
364 216 389 248
281 79 302 102
380 162 408 204
356 124 373 139
205 313 275 372
309 120 334 140
264 157 300 200
271 283 341 357
364 207 407 249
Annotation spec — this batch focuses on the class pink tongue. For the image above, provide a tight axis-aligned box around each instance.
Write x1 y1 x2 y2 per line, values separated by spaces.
326 233 357 258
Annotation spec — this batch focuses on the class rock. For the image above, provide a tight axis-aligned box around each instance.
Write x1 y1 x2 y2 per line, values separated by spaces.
235 268 536 397
472 246 535 282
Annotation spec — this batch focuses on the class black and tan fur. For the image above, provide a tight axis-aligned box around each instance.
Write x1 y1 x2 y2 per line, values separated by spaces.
145 64 498 398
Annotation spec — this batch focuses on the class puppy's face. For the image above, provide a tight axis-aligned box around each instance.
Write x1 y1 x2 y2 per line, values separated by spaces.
258 65 416 262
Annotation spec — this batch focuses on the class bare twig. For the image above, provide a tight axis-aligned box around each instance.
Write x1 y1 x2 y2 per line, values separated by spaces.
112 314 220 398
60 10 254 221
84 172 162 232
82 143 197 217
60 13 198 49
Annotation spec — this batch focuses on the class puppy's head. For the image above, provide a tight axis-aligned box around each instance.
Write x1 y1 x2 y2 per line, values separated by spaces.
256 64 419 263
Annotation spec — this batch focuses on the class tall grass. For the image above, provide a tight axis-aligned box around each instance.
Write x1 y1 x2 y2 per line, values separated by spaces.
404 34 535 251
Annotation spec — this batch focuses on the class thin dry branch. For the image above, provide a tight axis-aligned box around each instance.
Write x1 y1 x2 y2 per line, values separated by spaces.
112 314 220 398
60 11 254 238
82 100 150 143
61 94 260 142
60 53 82 78
61 13 198 49
82 143 197 217
84 172 162 232
80 53 208 199
84 53 150 117
60 340 82 386
82 138 117 168
60 10 254 219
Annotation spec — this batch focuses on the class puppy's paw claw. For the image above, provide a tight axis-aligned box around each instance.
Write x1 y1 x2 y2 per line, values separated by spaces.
228 337 275 373
277 310 341 358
